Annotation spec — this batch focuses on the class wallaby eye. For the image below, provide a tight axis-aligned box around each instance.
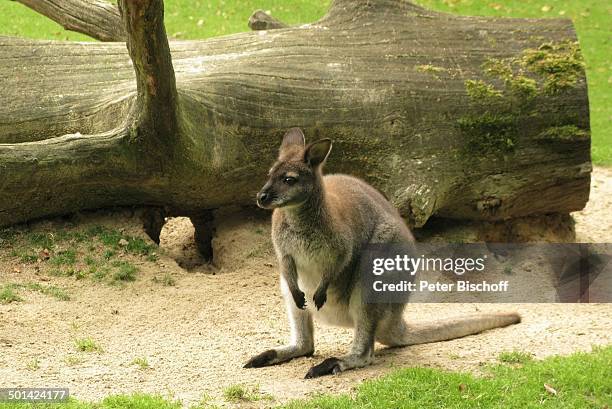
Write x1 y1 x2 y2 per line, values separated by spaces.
283 176 297 185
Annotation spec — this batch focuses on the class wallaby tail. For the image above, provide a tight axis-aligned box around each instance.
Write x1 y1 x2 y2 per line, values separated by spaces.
386 312 520 346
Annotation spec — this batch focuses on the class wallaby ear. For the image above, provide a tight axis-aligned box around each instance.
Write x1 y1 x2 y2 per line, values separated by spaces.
280 127 305 153
304 139 332 167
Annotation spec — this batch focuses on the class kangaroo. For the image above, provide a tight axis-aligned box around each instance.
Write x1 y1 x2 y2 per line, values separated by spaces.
244 128 520 378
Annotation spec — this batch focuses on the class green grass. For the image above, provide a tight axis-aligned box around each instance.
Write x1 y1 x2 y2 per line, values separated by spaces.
50 249 77 266
499 350 534 364
110 261 138 282
74 338 103 353
0 286 22 304
3 225 154 284
0 282 69 302
0 0 607 165
130 357 150 370
26 358 40 371
19 282 70 301
152 273 176 286
26 231 55 249
0 1 330 41
0 228 18 248
64 355 85 367
11 250 38 263
0 394 183 409
284 346 612 408
0 347 609 408
222 384 249 402
222 384 271 403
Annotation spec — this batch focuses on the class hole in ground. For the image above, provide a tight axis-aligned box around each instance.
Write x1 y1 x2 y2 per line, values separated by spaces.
159 217 210 270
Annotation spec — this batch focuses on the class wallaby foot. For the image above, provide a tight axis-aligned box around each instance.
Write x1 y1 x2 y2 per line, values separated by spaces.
304 357 341 378
305 352 374 378
246 293 315 368
244 344 314 368
305 314 376 378
243 349 278 368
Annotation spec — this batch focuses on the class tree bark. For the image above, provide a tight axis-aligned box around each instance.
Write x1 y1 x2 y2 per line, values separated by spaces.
0 0 591 231
13 0 125 41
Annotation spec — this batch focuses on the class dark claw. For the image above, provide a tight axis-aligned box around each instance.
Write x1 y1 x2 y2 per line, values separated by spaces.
244 349 277 368
304 357 342 378
292 290 306 310
313 288 327 310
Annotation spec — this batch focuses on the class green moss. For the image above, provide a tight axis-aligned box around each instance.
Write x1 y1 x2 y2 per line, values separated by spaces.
537 125 590 141
465 80 503 100
457 113 516 154
520 41 585 94
460 40 585 155
507 75 538 99
481 40 585 97
482 58 513 80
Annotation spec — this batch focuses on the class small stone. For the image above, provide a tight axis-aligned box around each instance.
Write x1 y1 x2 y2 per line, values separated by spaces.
118 238 129 246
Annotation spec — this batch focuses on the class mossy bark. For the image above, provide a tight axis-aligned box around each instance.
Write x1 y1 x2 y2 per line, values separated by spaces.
0 0 590 229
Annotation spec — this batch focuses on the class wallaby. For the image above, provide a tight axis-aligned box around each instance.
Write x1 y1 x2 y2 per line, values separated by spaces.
244 128 520 378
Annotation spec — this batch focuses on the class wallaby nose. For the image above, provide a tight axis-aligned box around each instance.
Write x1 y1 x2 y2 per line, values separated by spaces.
257 191 271 207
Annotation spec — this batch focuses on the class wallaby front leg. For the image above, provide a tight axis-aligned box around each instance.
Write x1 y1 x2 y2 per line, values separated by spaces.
305 313 376 378
313 257 348 310
281 255 306 309
244 279 314 368
313 277 330 310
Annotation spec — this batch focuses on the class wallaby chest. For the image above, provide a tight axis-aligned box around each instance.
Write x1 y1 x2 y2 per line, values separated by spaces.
273 214 342 286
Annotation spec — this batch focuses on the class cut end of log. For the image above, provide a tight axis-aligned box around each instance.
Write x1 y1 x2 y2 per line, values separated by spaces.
248 9 288 30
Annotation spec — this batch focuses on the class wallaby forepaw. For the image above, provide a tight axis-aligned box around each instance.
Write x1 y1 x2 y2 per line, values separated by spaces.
292 290 306 309
244 349 277 368
304 357 342 378
313 288 327 310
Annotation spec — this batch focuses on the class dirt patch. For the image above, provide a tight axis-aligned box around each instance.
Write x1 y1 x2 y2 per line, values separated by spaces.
574 166 612 242
0 168 610 407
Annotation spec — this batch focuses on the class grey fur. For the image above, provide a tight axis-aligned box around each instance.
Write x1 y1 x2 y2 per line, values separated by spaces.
245 128 520 377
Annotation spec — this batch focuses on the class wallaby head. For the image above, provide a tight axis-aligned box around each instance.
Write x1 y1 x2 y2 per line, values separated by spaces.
256 127 332 209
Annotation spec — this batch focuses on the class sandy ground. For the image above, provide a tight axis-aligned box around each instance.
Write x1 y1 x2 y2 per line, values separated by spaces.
0 167 610 407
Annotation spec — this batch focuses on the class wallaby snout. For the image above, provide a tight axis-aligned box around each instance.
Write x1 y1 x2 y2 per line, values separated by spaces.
256 185 274 209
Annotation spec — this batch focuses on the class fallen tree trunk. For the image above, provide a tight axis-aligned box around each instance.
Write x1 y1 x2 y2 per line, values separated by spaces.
0 0 590 239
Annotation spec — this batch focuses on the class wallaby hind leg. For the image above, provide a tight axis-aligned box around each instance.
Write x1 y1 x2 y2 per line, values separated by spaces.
305 304 378 378
244 278 314 368
375 305 409 347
